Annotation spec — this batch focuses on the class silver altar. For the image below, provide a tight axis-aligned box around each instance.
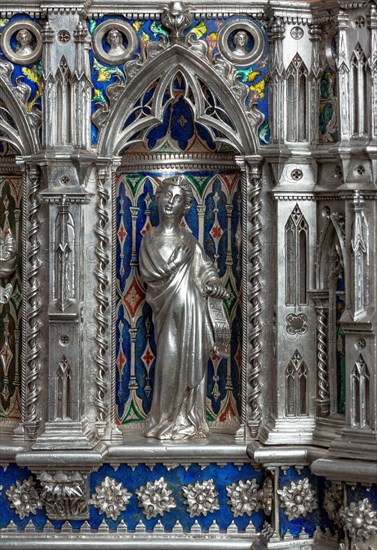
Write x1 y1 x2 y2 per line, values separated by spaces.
0 0 376 549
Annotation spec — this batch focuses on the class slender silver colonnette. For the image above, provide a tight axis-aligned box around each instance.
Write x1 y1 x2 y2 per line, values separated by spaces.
0 1 375 549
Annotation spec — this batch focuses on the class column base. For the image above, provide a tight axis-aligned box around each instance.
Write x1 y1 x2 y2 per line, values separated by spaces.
259 417 315 446
312 416 345 448
32 421 96 450
329 428 377 461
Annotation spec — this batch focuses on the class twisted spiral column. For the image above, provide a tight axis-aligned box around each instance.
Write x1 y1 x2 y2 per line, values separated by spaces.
94 169 111 435
110 165 122 440
25 169 42 435
247 164 262 437
309 290 330 417
315 305 330 416
236 158 262 440
238 163 248 436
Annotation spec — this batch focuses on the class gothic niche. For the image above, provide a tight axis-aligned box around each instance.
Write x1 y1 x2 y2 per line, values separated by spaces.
286 54 308 142
285 350 308 417
350 43 368 138
316 207 346 416
0 177 21 426
285 204 308 307
351 354 370 429
115 71 243 433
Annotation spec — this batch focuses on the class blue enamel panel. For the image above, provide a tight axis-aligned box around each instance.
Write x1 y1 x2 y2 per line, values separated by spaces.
115 171 242 425
90 462 266 532
279 467 320 538
0 15 43 113
0 464 46 530
90 15 269 146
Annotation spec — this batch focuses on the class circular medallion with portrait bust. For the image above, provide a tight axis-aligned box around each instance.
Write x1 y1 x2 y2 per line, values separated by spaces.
218 19 264 66
92 20 138 66
0 20 42 65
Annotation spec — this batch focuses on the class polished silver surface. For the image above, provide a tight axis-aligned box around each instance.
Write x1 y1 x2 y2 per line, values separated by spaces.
217 18 265 66
0 20 42 65
92 19 138 65
139 176 228 440
0 0 375 548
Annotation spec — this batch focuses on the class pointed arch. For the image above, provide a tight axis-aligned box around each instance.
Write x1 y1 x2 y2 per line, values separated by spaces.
97 45 260 157
0 67 40 155
316 211 345 290
285 204 308 306
285 53 308 142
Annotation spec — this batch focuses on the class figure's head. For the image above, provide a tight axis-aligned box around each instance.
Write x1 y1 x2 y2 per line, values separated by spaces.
107 28 122 47
233 30 247 49
156 175 193 215
16 28 32 47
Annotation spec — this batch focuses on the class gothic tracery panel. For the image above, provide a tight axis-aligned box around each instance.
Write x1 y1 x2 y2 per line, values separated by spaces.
285 204 308 307
285 350 308 418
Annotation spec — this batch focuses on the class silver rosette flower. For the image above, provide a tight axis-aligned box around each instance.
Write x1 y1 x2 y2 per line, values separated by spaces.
91 476 132 520
183 479 219 517
277 478 318 520
6 476 42 519
324 482 343 526
136 477 176 519
226 479 260 517
340 498 377 541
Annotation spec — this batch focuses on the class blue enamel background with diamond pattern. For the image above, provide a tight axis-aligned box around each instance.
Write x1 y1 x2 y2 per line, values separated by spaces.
116 171 242 426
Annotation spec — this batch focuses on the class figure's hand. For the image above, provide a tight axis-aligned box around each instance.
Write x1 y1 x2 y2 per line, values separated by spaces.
169 242 193 268
206 282 229 300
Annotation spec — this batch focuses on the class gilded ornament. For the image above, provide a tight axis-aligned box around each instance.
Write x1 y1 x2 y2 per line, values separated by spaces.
91 477 132 520
136 477 176 519
183 479 220 517
277 478 318 520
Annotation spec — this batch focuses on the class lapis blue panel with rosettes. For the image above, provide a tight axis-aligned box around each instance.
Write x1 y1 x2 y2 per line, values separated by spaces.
90 462 266 532
279 466 320 538
0 462 267 532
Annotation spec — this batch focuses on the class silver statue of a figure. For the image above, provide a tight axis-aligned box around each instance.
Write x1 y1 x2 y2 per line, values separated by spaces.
139 176 228 440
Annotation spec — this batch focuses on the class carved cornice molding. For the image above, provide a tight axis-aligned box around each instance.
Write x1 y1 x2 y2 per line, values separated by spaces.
119 153 239 172
311 457 377 484
0 158 21 174
88 0 268 20
267 1 315 25
0 0 90 17
273 191 377 201
338 1 370 9
0 3 43 18
40 0 92 15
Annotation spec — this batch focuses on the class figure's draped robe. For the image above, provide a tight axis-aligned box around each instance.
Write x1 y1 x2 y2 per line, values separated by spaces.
139 229 219 440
